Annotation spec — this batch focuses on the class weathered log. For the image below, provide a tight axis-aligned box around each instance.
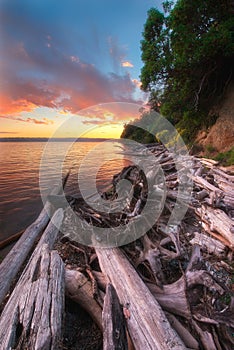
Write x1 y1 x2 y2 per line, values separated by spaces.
166 313 199 349
200 221 232 248
192 320 218 350
96 247 186 350
0 244 65 350
91 270 191 319
195 205 234 248
0 207 64 307
189 232 226 256
0 202 53 306
102 283 128 350
65 268 103 330
147 278 190 319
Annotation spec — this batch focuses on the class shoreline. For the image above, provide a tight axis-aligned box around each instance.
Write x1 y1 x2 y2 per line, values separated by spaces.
0 144 233 349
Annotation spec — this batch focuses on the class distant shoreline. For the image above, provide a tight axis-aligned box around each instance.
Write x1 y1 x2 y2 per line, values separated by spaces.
0 137 118 142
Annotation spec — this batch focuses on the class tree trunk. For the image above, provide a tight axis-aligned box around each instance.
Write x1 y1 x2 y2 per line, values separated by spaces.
96 247 186 350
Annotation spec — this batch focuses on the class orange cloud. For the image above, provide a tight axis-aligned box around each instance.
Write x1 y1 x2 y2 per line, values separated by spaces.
0 94 54 125
132 78 142 88
122 61 134 68
80 103 142 125
0 94 36 116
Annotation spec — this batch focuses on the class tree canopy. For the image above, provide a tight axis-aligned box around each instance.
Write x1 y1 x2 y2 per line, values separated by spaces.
140 0 234 142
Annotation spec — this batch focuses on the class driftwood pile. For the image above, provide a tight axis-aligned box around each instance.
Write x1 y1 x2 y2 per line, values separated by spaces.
0 143 233 350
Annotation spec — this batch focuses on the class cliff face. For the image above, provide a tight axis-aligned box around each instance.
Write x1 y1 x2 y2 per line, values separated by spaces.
196 83 234 153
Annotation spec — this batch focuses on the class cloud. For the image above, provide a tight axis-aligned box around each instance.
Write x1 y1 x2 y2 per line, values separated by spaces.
0 131 19 134
132 78 142 88
0 2 144 128
122 61 134 68
80 102 142 126
0 113 54 125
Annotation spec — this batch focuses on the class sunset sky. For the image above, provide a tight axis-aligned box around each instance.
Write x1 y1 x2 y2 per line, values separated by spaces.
0 0 161 138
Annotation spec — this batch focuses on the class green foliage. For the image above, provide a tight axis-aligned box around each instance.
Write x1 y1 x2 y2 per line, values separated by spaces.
120 111 157 144
140 0 234 142
206 144 217 153
214 147 234 166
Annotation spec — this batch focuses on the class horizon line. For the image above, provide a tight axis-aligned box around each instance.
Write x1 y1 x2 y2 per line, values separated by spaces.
0 136 120 142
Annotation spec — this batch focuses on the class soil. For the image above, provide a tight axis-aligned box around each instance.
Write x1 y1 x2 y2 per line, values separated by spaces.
62 299 102 350
196 83 234 153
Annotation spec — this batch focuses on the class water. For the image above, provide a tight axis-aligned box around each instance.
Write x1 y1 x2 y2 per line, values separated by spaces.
0 141 129 254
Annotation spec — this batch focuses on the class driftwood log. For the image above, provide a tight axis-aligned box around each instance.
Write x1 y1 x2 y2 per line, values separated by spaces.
65 268 103 330
0 171 69 307
0 209 64 350
0 202 53 306
0 244 64 350
0 144 233 350
96 247 186 350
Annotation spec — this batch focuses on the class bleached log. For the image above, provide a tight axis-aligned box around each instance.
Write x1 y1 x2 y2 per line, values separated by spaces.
195 205 234 248
91 270 191 319
192 175 223 195
0 167 69 306
65 269 103 330
147 278 190 319
189 232 226 255
0 244 65 350
200 221 232 248
0 201 53 305
96 247 186 350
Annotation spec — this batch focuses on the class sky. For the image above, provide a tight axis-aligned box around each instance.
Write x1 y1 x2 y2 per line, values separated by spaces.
0 0 162 138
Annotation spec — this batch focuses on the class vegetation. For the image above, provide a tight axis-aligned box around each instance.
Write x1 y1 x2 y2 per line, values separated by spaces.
140 0 234 143
214 147 234 166
122 1 234 145
120 111 157 144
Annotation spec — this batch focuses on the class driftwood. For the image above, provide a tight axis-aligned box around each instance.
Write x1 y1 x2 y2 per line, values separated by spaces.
0 209 64 350
0 144 233 349
0 201 53 306
189 231 226 256
65 268 103 330
195 205 234 248
96 247 186 350
58 145 233 349
0 170 68 307
0 180 68 304
0 244 64 350
102 283 128 350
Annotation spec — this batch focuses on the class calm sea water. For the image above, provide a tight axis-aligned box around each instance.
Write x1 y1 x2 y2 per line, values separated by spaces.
0 141 129 255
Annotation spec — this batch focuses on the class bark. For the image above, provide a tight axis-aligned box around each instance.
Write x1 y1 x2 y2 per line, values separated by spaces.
0 244 65 350
96 247 186 350
102 283 128 350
